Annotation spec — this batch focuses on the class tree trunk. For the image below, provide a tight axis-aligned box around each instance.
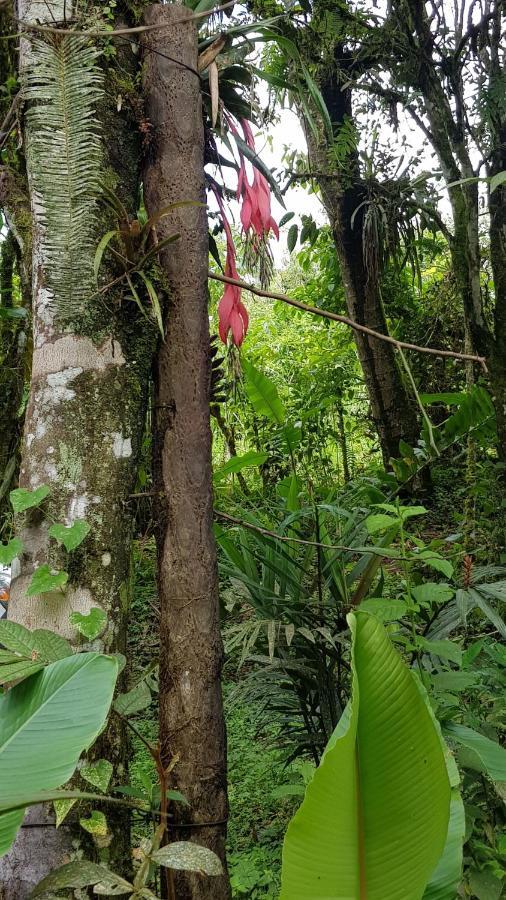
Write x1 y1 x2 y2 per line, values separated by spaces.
305 126 419 466
142 7 230 900
0 2 156 895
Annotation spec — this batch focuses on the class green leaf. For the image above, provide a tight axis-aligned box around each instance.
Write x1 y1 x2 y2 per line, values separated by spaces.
490 170 506 194
214 450 268 480
280 612 450 899
358 598 408 621
443 723 506 781
114 679 152 717
411 583 454 607
49 520 91 552
70 608 107 640
468 869 503 900
53 798 77 827
242 359 285 424
81 759 113 794
93 230 118 282
0 622 72 684
423 789 465 900
418 639 462 666
151 842 223 875
272 784 306 799
0 537 23 566
278 211 295 227
415 551 454 579
365 513 397 534
287 223 298 253
10 485 50 513
30 861 132 897
80 810 108 836
0 653 118 856
26 565 68 597
138 271 164 338
431 671 479 692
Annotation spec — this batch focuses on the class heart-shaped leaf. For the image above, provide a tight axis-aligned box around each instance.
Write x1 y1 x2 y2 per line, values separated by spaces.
0 537 23 566
81 759 113 794
10 485 50 514
27 565 68 597
70 608 107 640
80 810 108 836
49 521 91 552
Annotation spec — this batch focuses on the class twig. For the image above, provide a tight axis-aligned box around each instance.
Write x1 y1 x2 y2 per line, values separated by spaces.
208 271 488 370
17 1 237 38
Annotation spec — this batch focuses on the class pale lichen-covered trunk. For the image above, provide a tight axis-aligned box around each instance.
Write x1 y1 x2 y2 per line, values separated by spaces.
0 2 155 896
142 7 231 899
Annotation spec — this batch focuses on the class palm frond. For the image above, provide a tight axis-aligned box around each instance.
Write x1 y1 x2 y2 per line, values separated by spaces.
23 36 103 320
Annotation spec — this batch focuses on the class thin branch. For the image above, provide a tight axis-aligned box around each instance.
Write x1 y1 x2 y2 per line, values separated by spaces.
17 1 237 38
454 8 502 57
215 510 456 563
208 271 488 370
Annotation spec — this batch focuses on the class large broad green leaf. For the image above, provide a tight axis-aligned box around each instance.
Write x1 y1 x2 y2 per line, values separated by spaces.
280 612 451 900
444 723 506 781
0 653 118 856
214 450 268 480
242 359 285 424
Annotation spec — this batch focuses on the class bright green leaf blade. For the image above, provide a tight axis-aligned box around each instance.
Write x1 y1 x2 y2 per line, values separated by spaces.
49 520 91 552
93 230 118 283
0 537 23 566
242 359 285 424
0 653 118 856
9 485 50 513
151 842 223 875
214 450 268 480
80 810 108 836
280 613 450 900
53 797 77 827
69 608 107 640
26 565 68 597
444 723 506 781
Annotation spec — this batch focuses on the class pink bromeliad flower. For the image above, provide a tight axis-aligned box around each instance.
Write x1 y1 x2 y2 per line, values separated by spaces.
212 117 279 346
236 119 279 243
211 185 249 347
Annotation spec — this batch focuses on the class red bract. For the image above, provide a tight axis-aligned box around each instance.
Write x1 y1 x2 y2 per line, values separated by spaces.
237 119 279 242
211 185 249 347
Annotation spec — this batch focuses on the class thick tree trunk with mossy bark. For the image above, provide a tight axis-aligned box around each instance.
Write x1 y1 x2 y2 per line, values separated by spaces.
0 3 156 896
142 7 231 899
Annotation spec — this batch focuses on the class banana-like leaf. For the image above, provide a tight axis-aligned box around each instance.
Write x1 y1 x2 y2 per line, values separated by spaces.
242 359 285 424
280 613 451 899
0 653 118 856
423 789 465 900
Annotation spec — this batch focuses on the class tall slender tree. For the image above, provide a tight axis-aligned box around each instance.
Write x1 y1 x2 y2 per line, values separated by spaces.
142 7 231 898
0 1 157 893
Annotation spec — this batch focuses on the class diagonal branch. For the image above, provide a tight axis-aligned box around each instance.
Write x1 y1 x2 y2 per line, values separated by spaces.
208 271 488 370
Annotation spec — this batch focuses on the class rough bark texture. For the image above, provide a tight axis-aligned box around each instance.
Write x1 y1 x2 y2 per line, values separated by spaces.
142 7 230 899
0 2 156 895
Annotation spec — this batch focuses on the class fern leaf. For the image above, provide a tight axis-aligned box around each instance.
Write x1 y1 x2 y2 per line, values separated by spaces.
23 36 104 320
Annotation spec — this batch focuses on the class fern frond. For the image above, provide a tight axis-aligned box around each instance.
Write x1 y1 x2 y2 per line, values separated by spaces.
23 36 104 320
